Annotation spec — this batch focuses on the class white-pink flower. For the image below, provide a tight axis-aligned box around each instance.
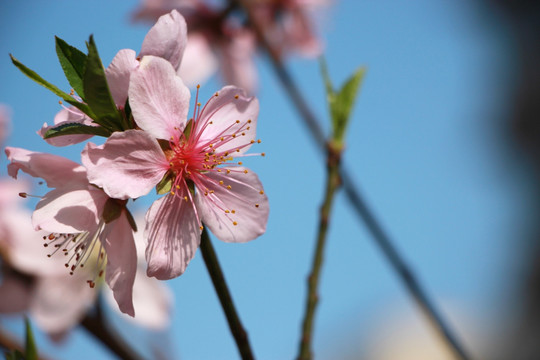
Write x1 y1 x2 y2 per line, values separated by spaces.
5 147 137 317
39 9 187 146
82 56 269 280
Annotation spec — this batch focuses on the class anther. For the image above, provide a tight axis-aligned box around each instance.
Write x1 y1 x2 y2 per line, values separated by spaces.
244 170 248 174
238 161 243 165
233 221 238 226
227 185 232 190
234 95 239 99
259 190 264 195
255 204 260 208
236 120 240 124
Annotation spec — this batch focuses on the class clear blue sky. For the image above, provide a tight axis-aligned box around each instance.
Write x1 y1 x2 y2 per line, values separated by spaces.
0 1 526 359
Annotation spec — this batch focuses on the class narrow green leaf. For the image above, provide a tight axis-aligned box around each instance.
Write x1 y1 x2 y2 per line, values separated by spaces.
10 54 95 118
24 318 37 360
156 172 173 195
319 57 335 99
55 36 87 99
83 35 122 131
43 122 111 139
332 67 365 143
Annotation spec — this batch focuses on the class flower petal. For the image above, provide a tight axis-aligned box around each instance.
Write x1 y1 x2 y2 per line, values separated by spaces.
37 108 96 147
5 147 87 188
220 30 258 94
178 33 218 87
33 187 106 233
139 9 187 72
82 130 169 200
105 49 139 107
145 193 201 280
129 56 190 140
29 272 96 336
194 167 268 243
196 86 259 155
101 210 137 317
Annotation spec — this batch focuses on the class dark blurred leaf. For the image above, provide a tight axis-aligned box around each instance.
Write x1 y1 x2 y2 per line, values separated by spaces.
24 318 37 360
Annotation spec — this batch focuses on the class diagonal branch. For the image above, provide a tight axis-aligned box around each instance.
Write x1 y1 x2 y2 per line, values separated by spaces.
235 1 471 359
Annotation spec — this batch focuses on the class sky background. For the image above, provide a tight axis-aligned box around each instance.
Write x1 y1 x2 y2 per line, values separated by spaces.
0 0 530 359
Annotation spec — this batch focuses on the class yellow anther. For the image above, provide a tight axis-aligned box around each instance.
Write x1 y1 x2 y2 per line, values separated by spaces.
225 210 230 213
204 191 208 196
220 137 224 141
219 180 224 185
233 221 238 226
250 140 255 144
244 169 248 174
184 196 188 202
217 169 222 172
210 190 214 194
236 120 240 124
226 169 231 174
259 190 264 195
262 153 266 157
200 225 204 230
255 204 260 208
242 132 246 136
232 134 236 138
215 92 219 96
197 102 201 106
248 119 252 123
171 191 175 195
197 84 201 89
58 100 63 105
234 95 239 99
238 161 243 165
176 185 180 189
231 210 236 214
227 185 232 190
257 139 261 143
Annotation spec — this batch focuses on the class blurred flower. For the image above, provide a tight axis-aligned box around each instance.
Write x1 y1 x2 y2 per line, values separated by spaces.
81 56 269 280
0 104 12 147
5 147 137 316
132 0 327 92
39 9 187 147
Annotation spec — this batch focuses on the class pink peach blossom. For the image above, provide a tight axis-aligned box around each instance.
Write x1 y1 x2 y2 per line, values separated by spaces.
39 10 187 146
82 56 269 280
5 147 137 317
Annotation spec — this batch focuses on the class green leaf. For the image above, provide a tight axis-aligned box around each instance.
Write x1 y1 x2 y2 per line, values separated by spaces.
43 122 111 139
332 67 365 144
83 35 122 131
156 172 173 195
55 36 87 100
320 58 365 146
24 318 37 360
10 54 95 118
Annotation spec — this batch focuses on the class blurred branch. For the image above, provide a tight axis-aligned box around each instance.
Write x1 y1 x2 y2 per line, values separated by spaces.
81 301 146 360
297 143 342 360
200 229 255 360
236 1 471 359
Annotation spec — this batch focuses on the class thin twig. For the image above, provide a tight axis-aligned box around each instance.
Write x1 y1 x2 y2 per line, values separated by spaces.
297 144 342 360
81 301 146 360
199 229 255 360
236 2 471 359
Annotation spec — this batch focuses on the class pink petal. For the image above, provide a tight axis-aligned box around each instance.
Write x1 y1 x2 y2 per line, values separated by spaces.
82 130 169 200
220 30 258 94
29 272 96 336
0 104 12 147
105 49 139 107
5 147 87 188
145 193 201 280
178 33 218 87
194 167 268 243
139 9 187 72
38 108 96 147
33 187 106 233
196 86 259 155
101 210 137 317
129 56 190 140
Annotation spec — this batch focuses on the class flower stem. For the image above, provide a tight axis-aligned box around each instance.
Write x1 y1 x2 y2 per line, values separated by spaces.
199 229 255 360
236 2 471 359
80 301 146 360
297 143 342 360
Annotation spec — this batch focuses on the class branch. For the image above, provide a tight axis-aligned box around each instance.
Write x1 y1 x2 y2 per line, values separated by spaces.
236 1 471 359
200 229 255 360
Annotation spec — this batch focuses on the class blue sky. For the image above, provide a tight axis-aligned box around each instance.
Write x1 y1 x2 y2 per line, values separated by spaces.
0 1 527 359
